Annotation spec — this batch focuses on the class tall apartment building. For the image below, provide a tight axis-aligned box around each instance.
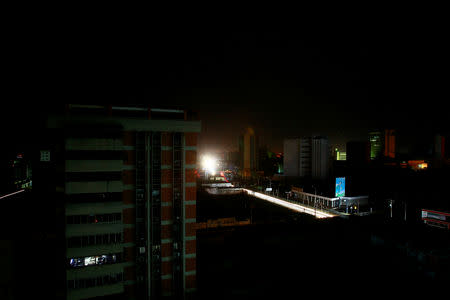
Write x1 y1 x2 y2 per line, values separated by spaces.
311 136 329 179
239 127 258 178
283 136 329 179
43 104 200 300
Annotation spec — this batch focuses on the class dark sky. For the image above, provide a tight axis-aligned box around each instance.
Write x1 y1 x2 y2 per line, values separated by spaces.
133 29 448 153
4 25 448 154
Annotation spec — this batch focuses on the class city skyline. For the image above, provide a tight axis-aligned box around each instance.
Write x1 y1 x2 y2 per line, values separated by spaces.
2 21 450 300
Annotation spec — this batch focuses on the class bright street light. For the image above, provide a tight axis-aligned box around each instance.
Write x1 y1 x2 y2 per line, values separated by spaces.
201 155 218 176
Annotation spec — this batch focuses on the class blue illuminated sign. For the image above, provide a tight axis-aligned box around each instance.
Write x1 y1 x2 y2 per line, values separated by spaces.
335 177 345 197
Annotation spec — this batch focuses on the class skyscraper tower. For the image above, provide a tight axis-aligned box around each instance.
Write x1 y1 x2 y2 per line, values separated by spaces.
369 129 396 160
41 104 200 299
369 130 383 160
239 127 257 178
311 136 329 180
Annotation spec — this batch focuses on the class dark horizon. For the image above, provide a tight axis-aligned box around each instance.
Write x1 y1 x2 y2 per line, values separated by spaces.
3 29 449 154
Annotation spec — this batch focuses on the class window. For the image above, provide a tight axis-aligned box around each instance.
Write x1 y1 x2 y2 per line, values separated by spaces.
85 278 95 288
110 233 117 243
40 150 50 162
96 277 103 286
65 150 124 160
67 213 122 224
65 172 122 182
67 237 81 248
76 279 85 289
69 258 84 268
88 215 95 223
66 192 122 203
97 214 105 223
68 233 121 248
84 256 96 266
103 234 109 244
96 234 104 244
67 272 124 289
68 253 122 268
80 215 87 224
114 213 121 222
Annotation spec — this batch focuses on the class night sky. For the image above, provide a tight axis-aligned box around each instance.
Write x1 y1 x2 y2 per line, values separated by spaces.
135 28 448 153
3 26 448 154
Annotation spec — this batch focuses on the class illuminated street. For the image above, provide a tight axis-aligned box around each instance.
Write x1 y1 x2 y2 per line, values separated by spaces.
243 189 338 218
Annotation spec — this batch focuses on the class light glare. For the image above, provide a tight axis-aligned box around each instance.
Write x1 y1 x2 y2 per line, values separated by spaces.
201 155 218 175
243 189 336 219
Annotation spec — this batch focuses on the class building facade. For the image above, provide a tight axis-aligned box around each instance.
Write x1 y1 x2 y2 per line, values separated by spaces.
239 128 257 178
44 105 200 300
283 136 329 179
299 137 312 178
283 138 300 177
311 136 329 180
369 129 396 160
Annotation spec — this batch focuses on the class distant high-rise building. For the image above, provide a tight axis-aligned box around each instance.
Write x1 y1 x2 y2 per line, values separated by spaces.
434 134 446 160
369 129 396 160
369 131 383 160
239 128 258 178
384 129 396 158
257 145 268 172
283 138 300 177
311 136 330 179
41 104 200 300
283 136 329 179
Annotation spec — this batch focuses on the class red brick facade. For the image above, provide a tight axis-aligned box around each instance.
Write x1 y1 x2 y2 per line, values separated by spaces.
185 204 196 219
185 240 196 255
184 133 198 147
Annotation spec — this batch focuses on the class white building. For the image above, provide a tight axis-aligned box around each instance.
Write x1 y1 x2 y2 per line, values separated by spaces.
283 136 329 179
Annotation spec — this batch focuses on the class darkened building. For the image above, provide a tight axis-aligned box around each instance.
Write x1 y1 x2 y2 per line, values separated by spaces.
38 104 200 300
238 128 258 178
346 141 370 168
368 129 396 160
